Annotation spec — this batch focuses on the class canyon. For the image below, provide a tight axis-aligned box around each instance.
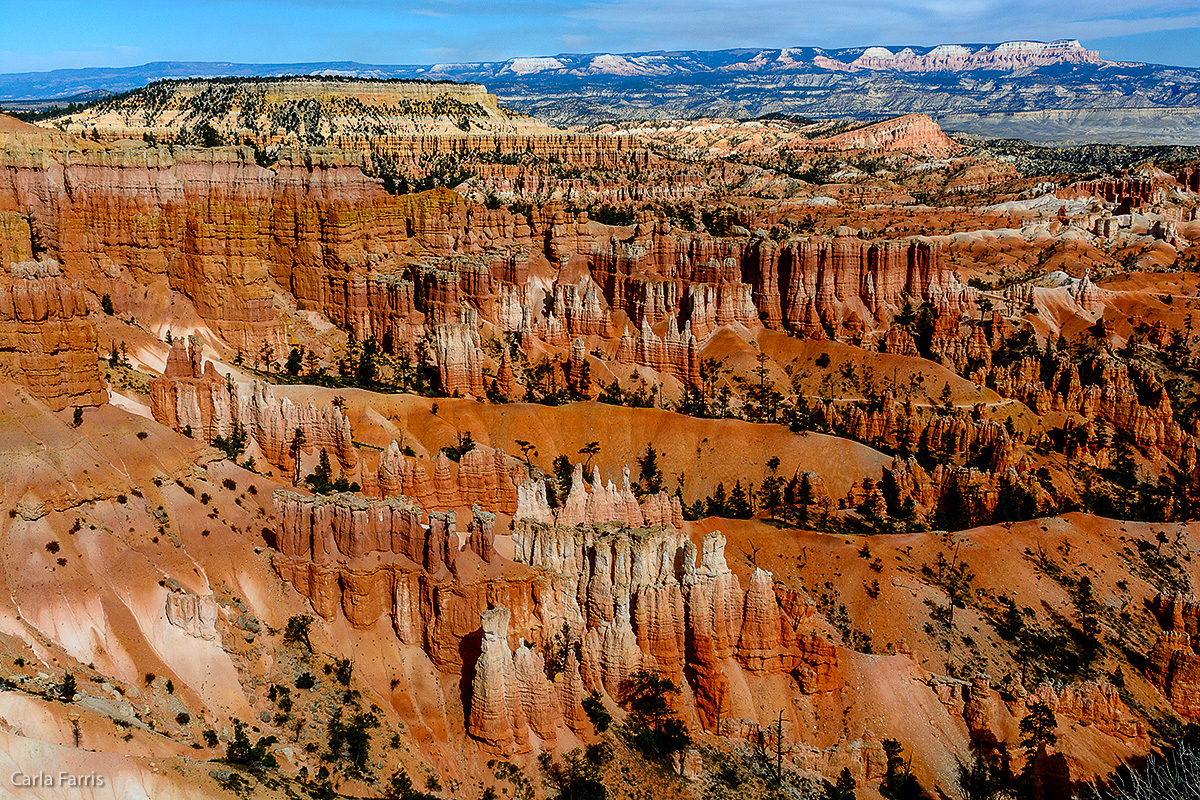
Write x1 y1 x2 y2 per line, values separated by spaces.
0 67 1197 800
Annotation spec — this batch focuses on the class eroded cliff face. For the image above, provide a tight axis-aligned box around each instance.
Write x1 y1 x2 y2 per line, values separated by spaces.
269 483 840 754
0 142 465 351
0 133 975 380
1147 593 1200 719
369 441 522 513
989 351 1194 465
151 339 355 471
787 113 959 158
513 463 683 529
0 260 106 410
588 226 963 339
51 79 556 143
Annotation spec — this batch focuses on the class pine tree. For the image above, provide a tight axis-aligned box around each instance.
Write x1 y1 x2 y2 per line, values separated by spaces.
799 473 815 505
1019 702 1058 754
1074 577 1102 669
828 767 856 800
758 476 782 520
579 441 601 470
306 448 333 494
290 427 307 486
707 482 728 517
553 454 572 501
880 739 921 799
940 382 954 411
730 480 751 519
286 347 303 376
957 753 997 800
636 444 664 496
1110 435 1138 490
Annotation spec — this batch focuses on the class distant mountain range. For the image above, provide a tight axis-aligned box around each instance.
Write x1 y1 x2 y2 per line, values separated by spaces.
5 40 1200 144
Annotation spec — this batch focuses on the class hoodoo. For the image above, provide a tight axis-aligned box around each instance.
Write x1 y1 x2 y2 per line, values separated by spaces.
2 30 1200 799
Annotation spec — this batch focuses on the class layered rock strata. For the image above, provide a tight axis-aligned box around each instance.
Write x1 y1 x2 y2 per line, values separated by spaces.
512 524 840 729
434 318 486 397
514 463 684 529
1147 593 1200 719
371 442 521 513
0 260 106 409
0 131 991 398
151 339 356 471
270 487 839 753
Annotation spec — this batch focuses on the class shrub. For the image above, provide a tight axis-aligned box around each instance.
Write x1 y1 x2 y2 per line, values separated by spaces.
1093 742 1200 799
439 430 476 463
880 739 922 799
386 769 440 800
539 747 608 800
588 203 636 226
327 708 378 775
212 421 247 461
544 621 571 681
224 719 278 769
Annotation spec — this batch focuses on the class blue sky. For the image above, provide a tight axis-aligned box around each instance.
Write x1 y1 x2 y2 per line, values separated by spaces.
2 0 1200 72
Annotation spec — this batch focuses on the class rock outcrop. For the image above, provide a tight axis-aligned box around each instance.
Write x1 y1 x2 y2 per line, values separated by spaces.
1147 593 1200 719
434 318 486 397
988 351 1195 466
151 339 356 471
590 230 961 344
836 40 1102 74
513 463 684 529
468 608 531 754
793 113 959 158
271 484 840 752
164 591 218 641
1030 681 1146 742
373 441 521 513
513 523 841 712
0 260 106 410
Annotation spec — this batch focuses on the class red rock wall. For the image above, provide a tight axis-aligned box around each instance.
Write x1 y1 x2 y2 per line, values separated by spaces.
0 260 106 410
270 488 842 753
150 339 356 470
1147 592 1200 719
375 441 520 514
512 523 841 720
0 144 466 351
